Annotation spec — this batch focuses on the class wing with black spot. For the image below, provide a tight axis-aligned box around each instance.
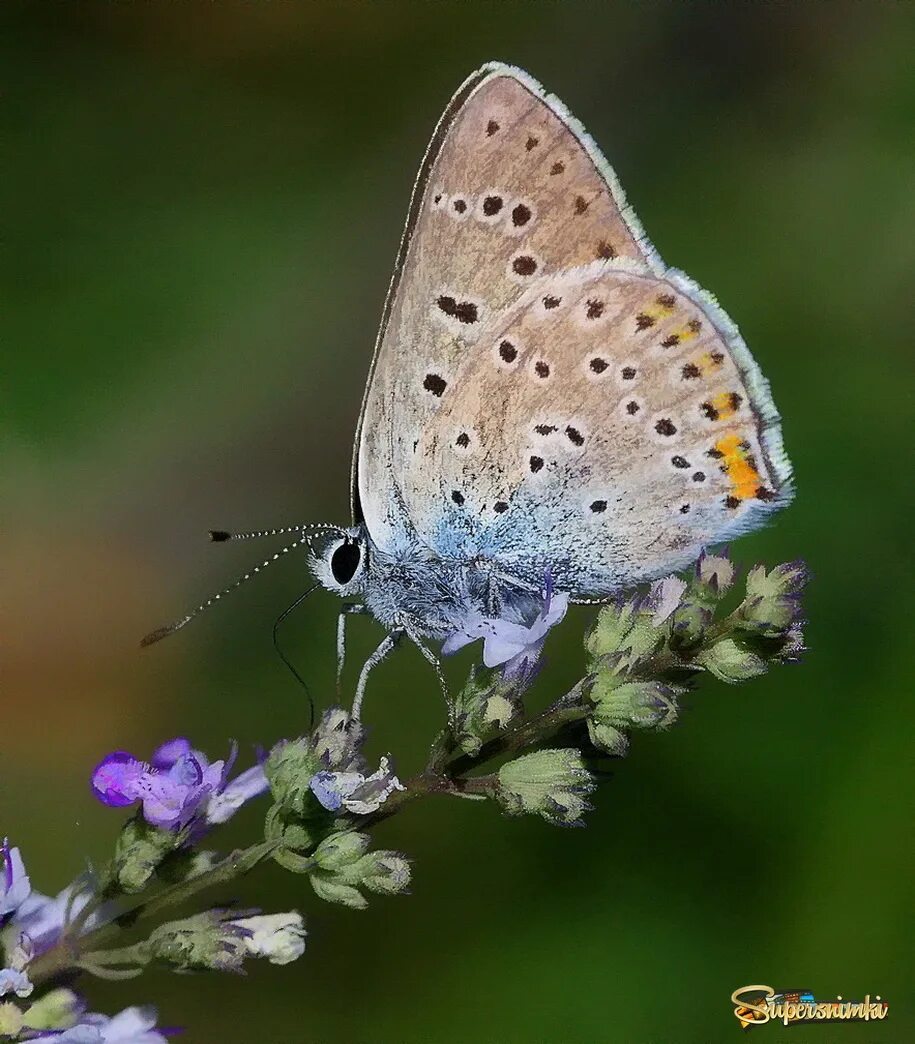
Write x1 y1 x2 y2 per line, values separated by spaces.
353 62 660 553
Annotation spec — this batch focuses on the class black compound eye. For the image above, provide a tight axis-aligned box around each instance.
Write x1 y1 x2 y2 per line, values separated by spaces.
330 541 361 585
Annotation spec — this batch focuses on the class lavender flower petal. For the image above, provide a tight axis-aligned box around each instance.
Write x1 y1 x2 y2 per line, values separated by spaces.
205 765 269 825
0 841 31 918
90 753 148 808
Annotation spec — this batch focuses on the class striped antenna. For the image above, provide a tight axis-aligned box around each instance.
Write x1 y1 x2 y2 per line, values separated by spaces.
208 524 325 542
140 523 345 647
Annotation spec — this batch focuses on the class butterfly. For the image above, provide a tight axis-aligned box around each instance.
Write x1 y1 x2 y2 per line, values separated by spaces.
147 62 792 716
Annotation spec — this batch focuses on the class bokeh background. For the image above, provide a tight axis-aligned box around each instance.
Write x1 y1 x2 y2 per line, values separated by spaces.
3 2 913 1042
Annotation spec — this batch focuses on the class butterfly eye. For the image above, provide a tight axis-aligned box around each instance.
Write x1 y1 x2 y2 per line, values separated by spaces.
330 541 362 585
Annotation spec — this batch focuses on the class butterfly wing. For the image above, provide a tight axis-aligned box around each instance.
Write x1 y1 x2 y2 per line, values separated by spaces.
353 62 661 553
408 260 792 595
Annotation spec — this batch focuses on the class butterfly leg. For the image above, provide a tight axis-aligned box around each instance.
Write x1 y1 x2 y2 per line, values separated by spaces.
336 603 369 695
401 622 451 719
352 629 403 721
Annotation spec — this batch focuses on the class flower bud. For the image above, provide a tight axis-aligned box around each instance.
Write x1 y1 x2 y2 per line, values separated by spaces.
695 638 767 682
108 817 181 894
585 599 637 658
312 831 371 873
669 598 713 644
147 912 246 974
695 550 735 597
264 739 322 815
309 874 367 910
338 852 411 896
453 668 522 756
496 749 594 826
311 707 365 771
265 805 314 874
586 718 629 756
739 562 807 636
0 1003 23 1037
19 988 81 1032
590 678 678 729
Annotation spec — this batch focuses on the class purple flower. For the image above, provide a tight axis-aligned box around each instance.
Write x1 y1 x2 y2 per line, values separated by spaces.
443 586 569 677
91 739 268 832
30 1004 170 1043
0 966 32 998
0 840 31 921
11 881 105 955
310 756 404 815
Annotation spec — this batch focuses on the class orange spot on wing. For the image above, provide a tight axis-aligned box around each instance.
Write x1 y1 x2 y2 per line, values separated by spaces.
714 434 760 501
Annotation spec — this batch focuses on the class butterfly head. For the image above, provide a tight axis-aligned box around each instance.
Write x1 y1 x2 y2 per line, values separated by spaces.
307 525 369 597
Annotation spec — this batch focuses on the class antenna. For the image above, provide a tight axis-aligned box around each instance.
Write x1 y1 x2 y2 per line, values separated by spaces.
140 523 344 647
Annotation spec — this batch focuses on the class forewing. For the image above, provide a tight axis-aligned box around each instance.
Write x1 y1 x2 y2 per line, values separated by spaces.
405 261 792 595
354 62 660 551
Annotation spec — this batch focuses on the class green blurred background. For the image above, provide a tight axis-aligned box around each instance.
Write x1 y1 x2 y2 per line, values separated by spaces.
3 2 913 1041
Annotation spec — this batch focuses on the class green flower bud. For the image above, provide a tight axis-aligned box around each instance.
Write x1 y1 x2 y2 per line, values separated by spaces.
312 831 371 872
0 1003 23 1037
585 600 637 658
264 738 322 815
311 707 365 771
265 804 315 873
309 873 368 909
20 989 81 1032
453 667 521 757
695 551 735 597
695 638 767 682
148 912 246 973
591 678 678 729
670 598 714 645
587 718 629 756
108 816 182 894
739 562 807 636
496 749 594 826
347 852 411 896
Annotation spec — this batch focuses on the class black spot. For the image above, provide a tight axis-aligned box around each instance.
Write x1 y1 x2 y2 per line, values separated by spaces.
451 490 465 506
724 495 740 510
597 240 617 260
661 334 680 348
635 313 655 330
412 439 418 452
655 418 677 437
550 161 564 175
621 366 637 380
452 198 467 214
756 485 776 502
681 362 701 379
433 193 442 204
585 299 605 319
455 432 470 448
679 503 691 514
423 373 447 397
534 361 550 379
692 471 706 483
671 455 689 469
534 423 557 435
707 447 724 459
626 400 640 415
512 203 532 227
512 255 537 276
498 340 517 363
566 426 584 446
486 119 499 136
331 541 361 585
729 392 744 411
656 293 676 308
494 500 509 513
482 195 503 216
590 357 608 374
525 135 539 151
590 500 607 513
688 318 702 333
437 295 478 324
542 295 561 309
710 351 725 365
700 401 719 421
529 455 544 473
574 195 589 214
